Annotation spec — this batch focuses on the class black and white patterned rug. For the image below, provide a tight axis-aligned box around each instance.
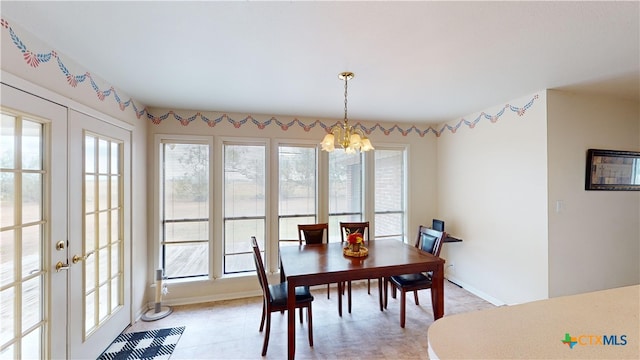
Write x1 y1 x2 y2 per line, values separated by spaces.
97 326 185 360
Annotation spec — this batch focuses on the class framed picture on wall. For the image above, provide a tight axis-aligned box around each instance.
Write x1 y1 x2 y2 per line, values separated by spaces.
585 149 640 191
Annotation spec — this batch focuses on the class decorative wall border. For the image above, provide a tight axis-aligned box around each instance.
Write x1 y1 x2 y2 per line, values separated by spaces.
2 17 539 137
2 18 147 119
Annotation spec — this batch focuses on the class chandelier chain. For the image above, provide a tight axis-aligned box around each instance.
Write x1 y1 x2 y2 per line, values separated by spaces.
344 75 349 123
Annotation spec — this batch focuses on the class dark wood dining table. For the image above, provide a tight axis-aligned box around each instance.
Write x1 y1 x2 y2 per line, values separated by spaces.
279 239 445 359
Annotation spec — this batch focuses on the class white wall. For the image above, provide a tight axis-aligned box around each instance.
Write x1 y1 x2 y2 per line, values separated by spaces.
547 90 640 297
437 92 549 305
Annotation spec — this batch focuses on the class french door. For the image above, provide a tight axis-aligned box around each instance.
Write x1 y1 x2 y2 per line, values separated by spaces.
0 83 131 359
1 83 67 359
68 109 131 359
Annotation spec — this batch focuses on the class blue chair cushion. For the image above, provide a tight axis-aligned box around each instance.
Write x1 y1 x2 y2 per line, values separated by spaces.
390 273 432 288
269 283 314 306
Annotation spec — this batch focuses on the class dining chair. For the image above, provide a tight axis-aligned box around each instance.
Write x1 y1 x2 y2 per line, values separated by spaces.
298 223 332 299
251 236 314 356
339 221 384 313
384 226 446 328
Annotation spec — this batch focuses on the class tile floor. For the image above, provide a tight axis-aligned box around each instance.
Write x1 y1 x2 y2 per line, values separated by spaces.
126 280 494 359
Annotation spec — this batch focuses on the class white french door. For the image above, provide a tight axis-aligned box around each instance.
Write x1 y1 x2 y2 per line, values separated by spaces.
1 83 131 359
1 84 67 359
68 110 131 359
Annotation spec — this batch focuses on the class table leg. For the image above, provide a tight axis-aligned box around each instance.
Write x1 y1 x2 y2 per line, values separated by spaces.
431 263 445 319
287 280 296 359
337 282 342 317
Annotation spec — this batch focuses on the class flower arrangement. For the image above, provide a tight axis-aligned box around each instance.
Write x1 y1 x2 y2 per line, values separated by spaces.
346 231 364 253
347 231 364 245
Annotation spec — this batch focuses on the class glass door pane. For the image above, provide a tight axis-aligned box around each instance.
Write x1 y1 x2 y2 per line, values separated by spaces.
0 114 45 359
83 134 122 335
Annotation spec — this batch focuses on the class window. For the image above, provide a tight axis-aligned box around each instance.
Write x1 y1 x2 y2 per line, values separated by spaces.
374 148 406 242
278 145 317 245
160 141 210 279
155 135 409 283
223 143 266 273
328 151 363 241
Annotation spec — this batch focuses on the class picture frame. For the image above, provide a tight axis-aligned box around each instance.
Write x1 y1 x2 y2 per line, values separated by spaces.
585 149 640 191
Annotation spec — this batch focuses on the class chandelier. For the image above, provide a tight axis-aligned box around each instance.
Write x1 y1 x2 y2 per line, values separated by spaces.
320 72 374 153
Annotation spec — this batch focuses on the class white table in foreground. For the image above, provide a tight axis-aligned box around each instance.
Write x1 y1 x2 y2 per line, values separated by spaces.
428 285 639 359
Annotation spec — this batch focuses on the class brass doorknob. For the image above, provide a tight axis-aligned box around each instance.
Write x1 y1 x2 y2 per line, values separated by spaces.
72 254 86 264
55 261 70 272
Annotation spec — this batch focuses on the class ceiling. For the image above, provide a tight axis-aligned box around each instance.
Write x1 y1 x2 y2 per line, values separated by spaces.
1 1 638 124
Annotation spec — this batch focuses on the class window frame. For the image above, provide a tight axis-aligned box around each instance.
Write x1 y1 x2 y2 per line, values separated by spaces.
217 137 270 275
153 134 214 280
372 144 409 243
274 140 320 245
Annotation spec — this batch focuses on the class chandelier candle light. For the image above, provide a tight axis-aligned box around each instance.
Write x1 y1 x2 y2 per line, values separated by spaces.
320 72 374 153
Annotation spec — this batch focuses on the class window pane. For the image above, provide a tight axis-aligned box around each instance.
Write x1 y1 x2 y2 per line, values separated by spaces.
110 243 120 278
85 175 95 212
99 212 108 248
224 218 264 273
21 225 41 277
86 252 96 293
225 218 264 255
22 173 41 224
110 143 119 174
0 114 16 169
164 243 208 278
279 146 316 241
98 283 108 321
98 247 108 284
163 143 209 218
375 150 403 211
110 277 119 312
279 216 315 243
22 275 41 331
328 151 362 241
98 139 108 174
224 144 265 218
21 120 42 171
85 136 96 173
279 146 316 215
374 213 404 239
0 230 15 287
162 142 210 279
224 144 265 274
375 149 406 242
164 221 208 242
328 214 361 243
85 291 96 332
0 287 15 345
98 175 108 211
21 327 41 360
0 173 14 228
110 175 118 209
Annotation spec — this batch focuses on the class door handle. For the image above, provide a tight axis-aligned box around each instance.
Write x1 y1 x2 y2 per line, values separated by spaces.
55 261 70 272
72 251 94 264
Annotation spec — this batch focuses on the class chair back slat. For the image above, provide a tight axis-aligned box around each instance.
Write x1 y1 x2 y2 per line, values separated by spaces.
415 225 446 257
298 223 328 245
339 221 370 244
251 236 272 302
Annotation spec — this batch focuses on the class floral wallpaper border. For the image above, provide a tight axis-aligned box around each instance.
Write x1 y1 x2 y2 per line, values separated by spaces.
2 18 539 137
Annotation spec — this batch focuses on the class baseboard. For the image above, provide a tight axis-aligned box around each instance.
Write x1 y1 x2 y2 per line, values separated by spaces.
445 275 507 306
144 289 262 308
